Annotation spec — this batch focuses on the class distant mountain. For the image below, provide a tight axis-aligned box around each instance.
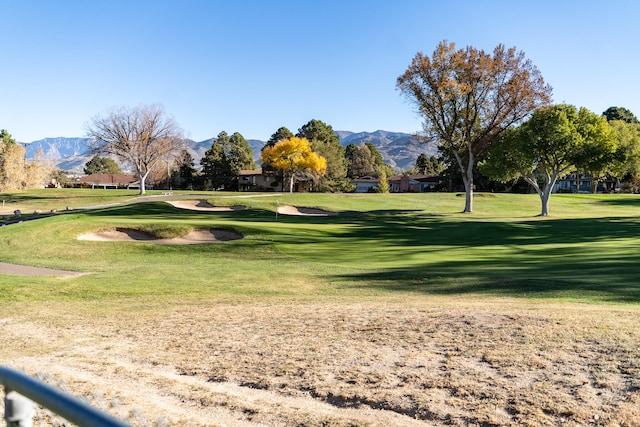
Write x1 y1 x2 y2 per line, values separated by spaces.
336 130 436 170
26 131 435 173
26 137 92 161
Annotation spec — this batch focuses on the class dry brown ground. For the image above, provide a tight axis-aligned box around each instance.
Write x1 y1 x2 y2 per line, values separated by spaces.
2 298 639 426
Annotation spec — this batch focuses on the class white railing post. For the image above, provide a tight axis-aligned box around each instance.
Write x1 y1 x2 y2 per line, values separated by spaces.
1 366 131 427
3 390 35 427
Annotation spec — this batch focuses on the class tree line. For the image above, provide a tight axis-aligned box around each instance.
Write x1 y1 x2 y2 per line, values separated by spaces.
169 118 396 193
5 38 640 211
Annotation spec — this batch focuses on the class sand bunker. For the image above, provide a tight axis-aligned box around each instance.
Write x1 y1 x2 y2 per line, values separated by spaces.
166 200 246 212
277 205 337 216
78 228 242 244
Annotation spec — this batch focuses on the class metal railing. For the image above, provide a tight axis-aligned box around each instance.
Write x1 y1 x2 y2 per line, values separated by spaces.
1 366 131 427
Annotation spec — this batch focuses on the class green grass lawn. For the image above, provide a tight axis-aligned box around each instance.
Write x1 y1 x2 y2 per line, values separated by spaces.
1 189 640 304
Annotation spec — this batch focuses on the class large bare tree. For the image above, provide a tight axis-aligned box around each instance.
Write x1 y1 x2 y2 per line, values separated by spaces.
397 40 552 212
87 104 184 194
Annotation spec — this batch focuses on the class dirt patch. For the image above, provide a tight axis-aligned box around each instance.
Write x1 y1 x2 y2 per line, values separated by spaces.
166 200 247 212
2 299 639 426
0 262 86 278
277 205 337 216
77 228 242 244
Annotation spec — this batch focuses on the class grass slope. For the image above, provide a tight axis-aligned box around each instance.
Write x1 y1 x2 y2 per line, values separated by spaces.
1 191 640 303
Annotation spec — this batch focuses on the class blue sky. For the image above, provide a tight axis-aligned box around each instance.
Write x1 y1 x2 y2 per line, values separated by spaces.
3 0 640 143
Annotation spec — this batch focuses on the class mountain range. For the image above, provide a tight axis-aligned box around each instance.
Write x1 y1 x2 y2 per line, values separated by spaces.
25 131 437 174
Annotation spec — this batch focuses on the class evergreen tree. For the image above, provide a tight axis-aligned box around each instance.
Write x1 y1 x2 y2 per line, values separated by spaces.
364 142 396 178
229 132 257 171
346 143 376 178
200 131 233 190
200 131 256 190
1 129 15 147
297 119 352 192
415 154 445 175
264 126 294 150
603 106 639 124
84 156 123 175
377 167 389 193
173 149 198 189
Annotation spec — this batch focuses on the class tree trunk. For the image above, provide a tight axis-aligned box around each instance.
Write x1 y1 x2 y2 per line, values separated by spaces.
529 172 562 217
138 172 146 195
463 148 474 213
540 188 551 216
524 176 549 216
288 174 294 193
463 174 473 213
453 148 474 213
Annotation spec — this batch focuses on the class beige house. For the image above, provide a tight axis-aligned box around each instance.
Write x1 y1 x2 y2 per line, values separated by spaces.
238 169 275 191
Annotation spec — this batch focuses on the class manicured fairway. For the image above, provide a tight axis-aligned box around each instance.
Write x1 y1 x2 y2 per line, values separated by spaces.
1 190 639 426
1 191 640 303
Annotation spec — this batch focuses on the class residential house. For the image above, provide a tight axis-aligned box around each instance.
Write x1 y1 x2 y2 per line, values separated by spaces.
68 174 138 189
352 176 380 193
388 174 444 193
238 169 274 192
552 173 619 193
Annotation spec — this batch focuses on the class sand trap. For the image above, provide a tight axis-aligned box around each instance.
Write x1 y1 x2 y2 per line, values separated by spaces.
166 200 246 212
78 228 242 244
277 205 337 216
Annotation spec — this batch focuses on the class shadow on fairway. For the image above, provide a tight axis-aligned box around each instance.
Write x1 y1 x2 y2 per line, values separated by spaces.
319 210 640 303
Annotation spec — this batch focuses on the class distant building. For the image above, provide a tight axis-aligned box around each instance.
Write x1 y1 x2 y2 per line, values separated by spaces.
388 174 444 192
552 173 619 193
238 169 274 192
68 174 138 189
352 176 380 193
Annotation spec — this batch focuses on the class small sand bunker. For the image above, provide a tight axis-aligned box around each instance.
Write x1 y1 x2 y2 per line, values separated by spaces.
277 205 337 216
166 200 246 212
78 228 242 244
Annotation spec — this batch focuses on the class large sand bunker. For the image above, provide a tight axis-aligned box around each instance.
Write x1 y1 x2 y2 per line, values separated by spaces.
277 205 337 216
78 228 242 244
166 200 246 212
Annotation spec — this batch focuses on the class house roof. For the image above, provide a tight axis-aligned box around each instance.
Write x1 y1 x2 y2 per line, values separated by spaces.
388 174 443 183
353 176 380 183
238 169 263 176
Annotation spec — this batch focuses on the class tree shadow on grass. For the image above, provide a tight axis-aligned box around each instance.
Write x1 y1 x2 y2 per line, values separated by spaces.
337 209 640 246
333 252 640 303
312 210 640 303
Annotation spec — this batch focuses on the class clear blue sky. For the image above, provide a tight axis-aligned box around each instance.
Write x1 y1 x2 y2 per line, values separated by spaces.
3 0 640 143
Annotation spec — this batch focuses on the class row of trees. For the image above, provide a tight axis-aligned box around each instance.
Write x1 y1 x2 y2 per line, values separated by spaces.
171 119 395 193
397 39 640 215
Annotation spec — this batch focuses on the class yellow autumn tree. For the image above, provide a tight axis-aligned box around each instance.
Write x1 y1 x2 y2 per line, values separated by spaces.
261 137 326 193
